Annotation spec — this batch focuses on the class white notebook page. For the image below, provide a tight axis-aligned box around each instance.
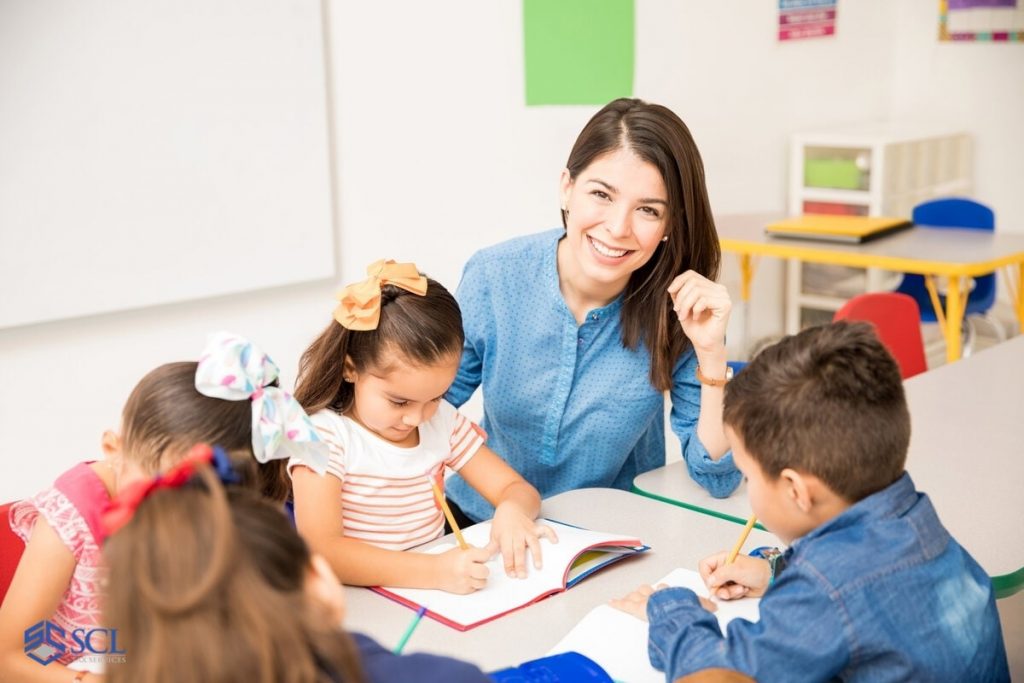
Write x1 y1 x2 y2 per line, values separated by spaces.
546 568 761 683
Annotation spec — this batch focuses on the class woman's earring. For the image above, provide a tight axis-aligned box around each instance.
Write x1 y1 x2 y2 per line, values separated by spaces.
661 236 669 243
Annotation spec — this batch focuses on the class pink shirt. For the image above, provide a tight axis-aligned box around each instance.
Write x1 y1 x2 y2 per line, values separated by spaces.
10 462 111 665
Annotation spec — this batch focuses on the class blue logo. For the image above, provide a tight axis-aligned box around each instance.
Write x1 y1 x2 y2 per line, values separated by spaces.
24 620 127 666
24 621 65 665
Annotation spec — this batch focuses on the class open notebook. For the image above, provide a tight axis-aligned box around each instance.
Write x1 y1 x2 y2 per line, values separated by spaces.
765 214 912 244
371 519 648 631
546 568 761 683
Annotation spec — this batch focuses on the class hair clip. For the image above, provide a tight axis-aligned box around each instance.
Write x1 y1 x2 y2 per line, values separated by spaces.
195 332 329 475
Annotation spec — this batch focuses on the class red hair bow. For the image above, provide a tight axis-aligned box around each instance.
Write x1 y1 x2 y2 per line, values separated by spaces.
101 444 215 538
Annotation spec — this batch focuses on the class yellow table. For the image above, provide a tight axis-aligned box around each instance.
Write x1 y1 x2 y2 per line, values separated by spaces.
717 213 1024 361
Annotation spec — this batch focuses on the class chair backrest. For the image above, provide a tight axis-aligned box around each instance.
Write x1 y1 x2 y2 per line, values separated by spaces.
911 197 996 311
833 292 928 379
0 501 25 604
912 197 994 232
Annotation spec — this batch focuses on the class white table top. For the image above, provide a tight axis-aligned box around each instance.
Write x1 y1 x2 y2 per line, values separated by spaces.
634 336 1024 592
343 488 780 672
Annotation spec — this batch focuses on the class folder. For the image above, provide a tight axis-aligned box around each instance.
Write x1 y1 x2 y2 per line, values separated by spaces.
765 215 912 244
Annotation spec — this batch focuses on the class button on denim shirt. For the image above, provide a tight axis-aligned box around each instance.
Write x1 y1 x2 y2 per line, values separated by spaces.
445 229 741 522
646 473 1009 682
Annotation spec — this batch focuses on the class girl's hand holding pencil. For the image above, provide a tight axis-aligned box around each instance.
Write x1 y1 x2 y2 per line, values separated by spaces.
434 543 496 594
428 479 496 594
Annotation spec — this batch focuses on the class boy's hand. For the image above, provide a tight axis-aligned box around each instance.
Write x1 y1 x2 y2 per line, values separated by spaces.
489 503 558 578
610 581 708 618
435 542 496 594
699 551 771 600
611 583 709 621
610 583 659 621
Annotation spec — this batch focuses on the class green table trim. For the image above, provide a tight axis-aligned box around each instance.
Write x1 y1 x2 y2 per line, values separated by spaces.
632 485 1024 599
631 485 766 531
993 566 1024 600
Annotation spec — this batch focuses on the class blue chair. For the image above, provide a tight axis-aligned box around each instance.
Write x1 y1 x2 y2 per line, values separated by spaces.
727 360 747 376
894 197 1001 354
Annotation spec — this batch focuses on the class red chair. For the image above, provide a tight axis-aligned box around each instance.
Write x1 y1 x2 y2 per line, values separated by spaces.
0 501 25 604
834 292 928 379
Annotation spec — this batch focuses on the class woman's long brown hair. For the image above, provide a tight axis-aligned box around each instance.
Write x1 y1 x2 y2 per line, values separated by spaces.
563 98 722 391
103 466 365 683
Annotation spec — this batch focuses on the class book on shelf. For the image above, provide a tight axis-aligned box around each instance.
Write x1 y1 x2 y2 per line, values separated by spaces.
765 214 912 244
371 519 649 631
546 567 762 683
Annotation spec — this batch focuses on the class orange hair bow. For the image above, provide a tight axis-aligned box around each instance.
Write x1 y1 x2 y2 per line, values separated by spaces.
333 259 428 331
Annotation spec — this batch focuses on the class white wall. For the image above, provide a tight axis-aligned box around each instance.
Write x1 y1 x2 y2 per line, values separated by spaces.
890 2 1024 235
1 1 1020 502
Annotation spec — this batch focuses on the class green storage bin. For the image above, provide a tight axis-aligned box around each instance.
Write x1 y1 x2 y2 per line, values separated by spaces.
804 158 862 190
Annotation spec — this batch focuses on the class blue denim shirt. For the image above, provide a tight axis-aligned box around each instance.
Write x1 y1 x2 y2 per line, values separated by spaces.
445 229 741 522
647 473 1009 682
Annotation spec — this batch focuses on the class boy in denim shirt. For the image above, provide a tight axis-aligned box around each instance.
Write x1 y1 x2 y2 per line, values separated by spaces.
612 322 1009 682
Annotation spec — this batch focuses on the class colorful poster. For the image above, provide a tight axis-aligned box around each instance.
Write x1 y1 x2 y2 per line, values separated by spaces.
941 0 1024 40
778 0 837 41
523 0 634 106
948 0 1016 9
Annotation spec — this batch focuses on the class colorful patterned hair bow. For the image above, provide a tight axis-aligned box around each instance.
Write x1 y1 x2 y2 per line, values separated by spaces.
333 259 428 331
194 332 329 475
101 444 227 537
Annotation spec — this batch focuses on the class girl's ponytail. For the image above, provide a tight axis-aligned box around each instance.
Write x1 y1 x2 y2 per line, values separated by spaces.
104 458 365 683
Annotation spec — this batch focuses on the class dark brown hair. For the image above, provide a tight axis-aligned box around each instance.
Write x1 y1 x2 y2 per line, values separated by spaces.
723 321 910 502
562 98 721 391
104 466 364 683
120 362 288 502
294 277 463 415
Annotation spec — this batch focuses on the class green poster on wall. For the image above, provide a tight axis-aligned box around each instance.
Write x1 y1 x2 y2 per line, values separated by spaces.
523 0 635 105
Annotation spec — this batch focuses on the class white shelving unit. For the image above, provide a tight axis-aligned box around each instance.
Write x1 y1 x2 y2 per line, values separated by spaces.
785 125 973 333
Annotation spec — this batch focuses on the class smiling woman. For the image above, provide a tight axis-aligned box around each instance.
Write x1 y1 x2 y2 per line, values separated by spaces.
445 98 742 524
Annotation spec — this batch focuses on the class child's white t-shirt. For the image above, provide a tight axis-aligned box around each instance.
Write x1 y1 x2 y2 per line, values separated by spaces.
288 400 484 551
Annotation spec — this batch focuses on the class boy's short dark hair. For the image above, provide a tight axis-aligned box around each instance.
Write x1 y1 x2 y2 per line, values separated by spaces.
723 321 910 503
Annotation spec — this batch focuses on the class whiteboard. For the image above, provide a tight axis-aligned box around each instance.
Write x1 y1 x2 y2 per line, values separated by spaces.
0 0 335 328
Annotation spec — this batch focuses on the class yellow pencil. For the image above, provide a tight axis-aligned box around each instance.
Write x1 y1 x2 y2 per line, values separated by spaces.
726 515 758 564
430 478 468 550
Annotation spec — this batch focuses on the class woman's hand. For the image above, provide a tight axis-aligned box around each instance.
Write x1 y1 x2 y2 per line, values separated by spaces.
490 502 558 578
699 551 771 600
667 270 732 353
434 542 496 594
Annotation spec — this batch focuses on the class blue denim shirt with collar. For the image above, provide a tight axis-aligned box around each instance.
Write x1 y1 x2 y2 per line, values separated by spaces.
646 473 1009 682
444 229 741 522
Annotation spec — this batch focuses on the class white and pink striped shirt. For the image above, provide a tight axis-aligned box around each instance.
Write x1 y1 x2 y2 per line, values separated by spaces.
289 400 484 551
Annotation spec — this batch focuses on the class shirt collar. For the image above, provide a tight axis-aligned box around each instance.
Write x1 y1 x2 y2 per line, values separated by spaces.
791 471 918 549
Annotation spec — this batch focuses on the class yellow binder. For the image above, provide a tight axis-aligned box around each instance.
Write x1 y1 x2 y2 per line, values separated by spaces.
765 215 912 244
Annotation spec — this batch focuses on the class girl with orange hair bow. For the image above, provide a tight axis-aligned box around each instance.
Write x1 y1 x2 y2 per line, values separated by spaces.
288 261 555 595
